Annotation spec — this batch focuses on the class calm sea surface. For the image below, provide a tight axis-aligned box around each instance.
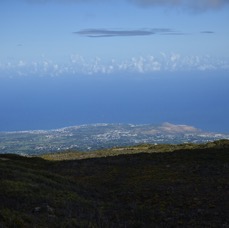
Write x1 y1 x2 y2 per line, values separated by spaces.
0 71 228 133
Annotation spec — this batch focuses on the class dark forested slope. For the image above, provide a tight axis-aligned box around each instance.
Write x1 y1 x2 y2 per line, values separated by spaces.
0 141 229 227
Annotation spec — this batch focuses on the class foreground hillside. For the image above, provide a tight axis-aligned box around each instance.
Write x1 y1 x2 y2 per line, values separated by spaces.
0 141 229 227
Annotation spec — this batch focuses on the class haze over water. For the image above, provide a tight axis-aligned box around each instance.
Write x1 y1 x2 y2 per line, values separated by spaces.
0 71 228 133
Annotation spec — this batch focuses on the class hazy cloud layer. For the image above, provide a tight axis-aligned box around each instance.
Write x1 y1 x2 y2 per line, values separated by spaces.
201 31 215 34
74 28 181 37
25 0 229 10
130 0 229 10
1 54 228 77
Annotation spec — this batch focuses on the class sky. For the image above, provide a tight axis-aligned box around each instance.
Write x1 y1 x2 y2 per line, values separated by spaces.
0 0 229 133
1 0 229 75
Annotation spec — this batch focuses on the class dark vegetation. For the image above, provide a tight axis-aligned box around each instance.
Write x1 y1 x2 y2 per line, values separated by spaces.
0 140 229 227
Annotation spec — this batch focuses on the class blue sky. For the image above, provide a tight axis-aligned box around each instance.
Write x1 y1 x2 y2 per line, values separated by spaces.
1 0 229 75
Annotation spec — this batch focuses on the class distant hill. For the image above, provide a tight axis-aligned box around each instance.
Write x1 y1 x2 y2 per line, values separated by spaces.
41 139 229 161
1 123 229 155
0 140 229 227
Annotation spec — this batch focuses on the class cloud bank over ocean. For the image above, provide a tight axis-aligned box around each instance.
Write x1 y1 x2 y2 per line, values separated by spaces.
1 54 228 77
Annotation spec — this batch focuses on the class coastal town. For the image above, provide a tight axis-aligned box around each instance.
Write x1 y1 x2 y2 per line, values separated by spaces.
1 123 228 155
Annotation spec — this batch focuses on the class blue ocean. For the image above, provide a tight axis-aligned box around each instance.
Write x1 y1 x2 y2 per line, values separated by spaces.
0 71 228 133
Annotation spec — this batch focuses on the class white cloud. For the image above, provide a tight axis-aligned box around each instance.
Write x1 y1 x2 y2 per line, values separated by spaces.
0 54 228 77
18 60 27 67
